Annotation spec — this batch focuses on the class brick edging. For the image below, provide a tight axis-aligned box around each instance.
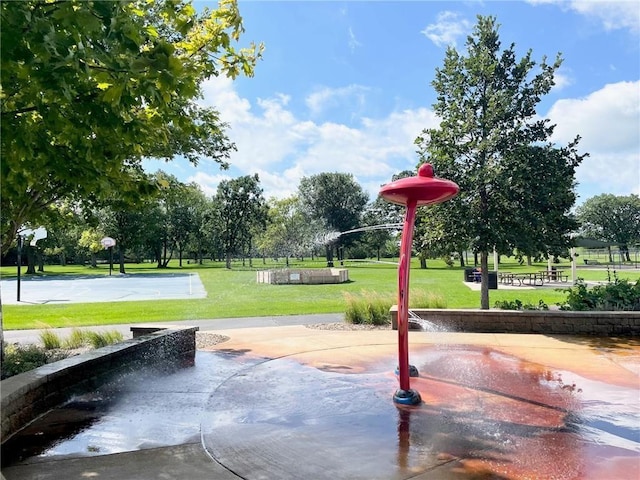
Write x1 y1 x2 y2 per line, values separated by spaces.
390 307 640 335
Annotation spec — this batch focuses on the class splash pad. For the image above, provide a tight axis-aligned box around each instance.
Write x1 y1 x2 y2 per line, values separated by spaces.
200 328 638 479
3 326 638 479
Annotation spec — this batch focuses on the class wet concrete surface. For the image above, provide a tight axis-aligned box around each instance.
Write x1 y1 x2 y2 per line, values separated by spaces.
2 328 639 479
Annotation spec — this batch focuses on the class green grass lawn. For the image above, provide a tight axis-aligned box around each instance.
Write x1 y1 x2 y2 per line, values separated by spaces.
1 257 637 330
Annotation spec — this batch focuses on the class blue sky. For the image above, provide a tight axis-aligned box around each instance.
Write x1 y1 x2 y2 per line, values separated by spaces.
150 0 640 206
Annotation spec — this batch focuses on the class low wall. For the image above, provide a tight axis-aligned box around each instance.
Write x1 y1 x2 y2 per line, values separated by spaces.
1 325 198 443
257 268 349 285
390 307 640 336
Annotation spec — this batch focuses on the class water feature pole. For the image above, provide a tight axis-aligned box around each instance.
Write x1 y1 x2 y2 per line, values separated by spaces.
379 164 458 405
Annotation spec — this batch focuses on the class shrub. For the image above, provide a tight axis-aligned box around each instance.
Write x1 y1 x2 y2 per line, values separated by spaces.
40 329 62 350
344 289 448 325
87 330 124 348
344 291 394 325
1 344 69 379
2 329 125 379
558 277 640 311
64 328 90 349
494 299 549 311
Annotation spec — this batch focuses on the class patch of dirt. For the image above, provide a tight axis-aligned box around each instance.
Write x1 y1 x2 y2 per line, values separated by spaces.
305 322 391 331
196 332 231 349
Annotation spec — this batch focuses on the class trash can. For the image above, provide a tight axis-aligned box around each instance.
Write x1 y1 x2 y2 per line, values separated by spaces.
464 268 474 282
488 271 498 290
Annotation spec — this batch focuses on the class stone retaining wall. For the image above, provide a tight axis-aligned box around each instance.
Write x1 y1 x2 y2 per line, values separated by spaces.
390 307 640 335
1 325 198 443
257 268 349 284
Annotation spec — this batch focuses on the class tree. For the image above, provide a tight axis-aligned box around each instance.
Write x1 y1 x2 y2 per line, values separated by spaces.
576 194 640 262
298 173 369 266
97 192 159 274
214 174 267 269
415 15 585 308
149 172 207 267
1 0 262 253
501 145 581 261
360 197 402 261
78 229 104 268
259 196 311 265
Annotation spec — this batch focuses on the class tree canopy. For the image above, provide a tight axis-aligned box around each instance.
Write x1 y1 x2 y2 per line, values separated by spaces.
415 15 585 308
1 0 262 253
298 172 369 265
214 174 267 269
576 194 640 261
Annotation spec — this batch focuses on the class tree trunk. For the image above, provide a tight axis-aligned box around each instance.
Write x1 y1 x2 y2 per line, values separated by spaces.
225 251 231 269
420 257 427 269
26 247 36 274
37 251 44 272
90 252 97 268
325 244 334 267
459 250 465 267
480 250 489 310
119 247 126 274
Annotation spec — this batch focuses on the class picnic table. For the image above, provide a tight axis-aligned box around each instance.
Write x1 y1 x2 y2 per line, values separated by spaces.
538 269 569 283
499 272 516 285
517 272 544 286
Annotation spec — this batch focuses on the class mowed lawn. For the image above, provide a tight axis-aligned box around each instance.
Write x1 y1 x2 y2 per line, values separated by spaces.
1 257 634 330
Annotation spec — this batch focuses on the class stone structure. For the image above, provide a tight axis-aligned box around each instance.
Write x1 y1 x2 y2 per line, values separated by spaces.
390 306 640 335
257 268 349 285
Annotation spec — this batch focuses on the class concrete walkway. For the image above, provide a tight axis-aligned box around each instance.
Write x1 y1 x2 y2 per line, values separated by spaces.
2 313 345 345
2 321 639 479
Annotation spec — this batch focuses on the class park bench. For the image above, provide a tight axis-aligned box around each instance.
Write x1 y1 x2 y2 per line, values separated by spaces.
584 259 601 265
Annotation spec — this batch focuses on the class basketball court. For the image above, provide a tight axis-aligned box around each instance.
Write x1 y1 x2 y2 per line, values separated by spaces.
0 273 207 305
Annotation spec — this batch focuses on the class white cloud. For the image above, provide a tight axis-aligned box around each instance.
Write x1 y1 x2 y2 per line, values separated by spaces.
305 84 370 115
186 171 232 197
194 77 438 201
552 69 573 91
421 11 472 48
545 80 640 199
527 0 640 33
348 26 362 53
188 76 639 205
547 80 639 151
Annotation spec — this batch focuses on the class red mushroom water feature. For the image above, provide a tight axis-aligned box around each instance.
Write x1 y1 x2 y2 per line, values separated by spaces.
379 163 459 404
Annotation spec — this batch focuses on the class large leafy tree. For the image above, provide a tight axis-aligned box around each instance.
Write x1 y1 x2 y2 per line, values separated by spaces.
415 15 585 308
576 194 640 262
501 145 582 261
298 173 369 266
214 174 267 269
150 172 207 267
1 0 262 253
259 196 312 265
